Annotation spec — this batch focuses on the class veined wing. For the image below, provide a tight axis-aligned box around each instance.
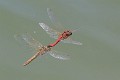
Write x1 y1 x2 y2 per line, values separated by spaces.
61 38 83 46
47 8 65 31
48 50 70 60
14 33 42 49
39 23 60 39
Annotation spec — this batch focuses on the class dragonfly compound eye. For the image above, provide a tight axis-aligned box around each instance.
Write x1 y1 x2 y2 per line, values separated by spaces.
66 32 72 36
69 32 72 35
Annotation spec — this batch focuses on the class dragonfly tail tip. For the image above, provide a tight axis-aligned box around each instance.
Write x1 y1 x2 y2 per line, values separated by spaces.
23 63 27 66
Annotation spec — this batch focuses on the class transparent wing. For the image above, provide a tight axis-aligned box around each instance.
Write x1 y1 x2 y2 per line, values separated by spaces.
62 38 83 46
47 8 65 31
39 23 60 39
14 33 42 49
47 8 83 45
48 50 70 60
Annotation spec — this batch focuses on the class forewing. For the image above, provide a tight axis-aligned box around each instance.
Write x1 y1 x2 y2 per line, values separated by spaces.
48 50 70 60
14 33 42 49
39 23 60 39
47 8 65 31
61 38 82 46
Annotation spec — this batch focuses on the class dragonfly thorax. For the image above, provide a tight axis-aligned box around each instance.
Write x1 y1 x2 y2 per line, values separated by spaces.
38 46 51 53
44 46 51 51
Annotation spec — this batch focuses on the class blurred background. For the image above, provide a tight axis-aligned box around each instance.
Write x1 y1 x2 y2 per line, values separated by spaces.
0 0 120 80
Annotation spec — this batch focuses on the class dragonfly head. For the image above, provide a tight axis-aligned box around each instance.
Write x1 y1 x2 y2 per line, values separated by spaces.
62 30 72 39
65 30 72 36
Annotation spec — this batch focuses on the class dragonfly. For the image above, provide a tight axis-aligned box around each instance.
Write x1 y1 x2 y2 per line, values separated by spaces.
39 8 82 47
14 33 70 66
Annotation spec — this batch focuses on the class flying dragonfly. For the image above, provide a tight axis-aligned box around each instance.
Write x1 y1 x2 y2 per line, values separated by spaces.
14 33 69 66
39 8 82 47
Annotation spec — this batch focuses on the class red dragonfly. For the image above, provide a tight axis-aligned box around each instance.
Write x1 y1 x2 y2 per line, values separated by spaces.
15 33 70 66
39 8 82 47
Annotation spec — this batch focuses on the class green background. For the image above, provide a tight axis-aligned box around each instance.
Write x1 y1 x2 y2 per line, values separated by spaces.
0 0 120 80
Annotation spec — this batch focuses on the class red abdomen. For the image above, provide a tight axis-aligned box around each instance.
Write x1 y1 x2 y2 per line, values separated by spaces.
48 36 63 47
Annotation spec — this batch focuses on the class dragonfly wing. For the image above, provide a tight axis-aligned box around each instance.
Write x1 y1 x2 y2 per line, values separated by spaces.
47 8 65 31
48 50 70 60
61 38 82 46
14 33 42 49
39 23 60 39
